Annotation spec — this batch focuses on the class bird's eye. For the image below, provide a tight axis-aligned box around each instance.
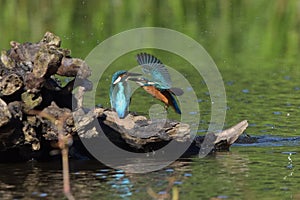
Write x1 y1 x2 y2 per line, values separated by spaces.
113 76 122 84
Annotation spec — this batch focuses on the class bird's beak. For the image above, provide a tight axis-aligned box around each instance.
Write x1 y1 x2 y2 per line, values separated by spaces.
126 72 142 77
127 77 140 81
126 72 142 81
127 77 147 87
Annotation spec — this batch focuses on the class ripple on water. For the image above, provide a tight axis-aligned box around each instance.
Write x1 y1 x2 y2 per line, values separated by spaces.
31 192 48 198
273 111 282 115
165 168 174 172
234 135 300 147
242 89 249 93
184 173 192 177
281 151 297 155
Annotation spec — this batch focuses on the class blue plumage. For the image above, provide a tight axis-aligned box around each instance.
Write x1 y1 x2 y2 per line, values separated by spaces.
109 53 183 117
135 53 183 114
110 70 132 118
136 52 172 89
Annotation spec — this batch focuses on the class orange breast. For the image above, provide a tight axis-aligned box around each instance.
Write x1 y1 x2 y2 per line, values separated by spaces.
142 86 170 105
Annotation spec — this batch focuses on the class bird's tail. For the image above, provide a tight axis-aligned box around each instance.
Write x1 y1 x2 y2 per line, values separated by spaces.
170 95 181 114
164 91 181 114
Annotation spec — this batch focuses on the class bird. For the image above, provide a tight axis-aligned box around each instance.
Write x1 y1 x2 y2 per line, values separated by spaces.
109 70 141 118
133 52 183 114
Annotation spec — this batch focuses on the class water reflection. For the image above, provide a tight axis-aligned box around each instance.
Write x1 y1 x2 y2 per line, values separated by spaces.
0 147 299 199
0 159 193 199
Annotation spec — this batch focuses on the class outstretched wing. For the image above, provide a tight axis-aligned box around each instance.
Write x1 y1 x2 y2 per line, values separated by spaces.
169 87 184 96
136 53 172 89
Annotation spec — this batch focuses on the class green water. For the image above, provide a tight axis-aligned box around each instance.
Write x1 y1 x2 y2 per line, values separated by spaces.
0 149 299 200
0 0 300 199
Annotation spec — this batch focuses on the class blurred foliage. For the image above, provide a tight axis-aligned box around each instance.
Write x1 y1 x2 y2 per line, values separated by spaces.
1 0 300 65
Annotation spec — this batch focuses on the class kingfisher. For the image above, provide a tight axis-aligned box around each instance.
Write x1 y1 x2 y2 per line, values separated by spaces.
110 70 140 118
133 53 183 114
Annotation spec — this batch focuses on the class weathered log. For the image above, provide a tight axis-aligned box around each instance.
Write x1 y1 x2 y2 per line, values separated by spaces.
0 32 89 158
0 32 249 162
0 99 23 151
0 98 11 127
1 50 15 69
57 57 91 79
0 73 23 96
94 108 191 148
193 120 249 152
32 47 62 78
75 107 248 154
21 91 42 111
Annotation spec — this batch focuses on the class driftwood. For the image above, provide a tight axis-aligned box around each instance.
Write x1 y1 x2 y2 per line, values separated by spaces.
0 32 249 162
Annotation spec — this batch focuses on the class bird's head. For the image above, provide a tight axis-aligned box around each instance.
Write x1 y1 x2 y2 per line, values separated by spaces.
111 70 141 85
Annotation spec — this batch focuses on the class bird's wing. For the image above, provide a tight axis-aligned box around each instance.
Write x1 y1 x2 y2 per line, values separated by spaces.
136 53 172 89
169 87 184 96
